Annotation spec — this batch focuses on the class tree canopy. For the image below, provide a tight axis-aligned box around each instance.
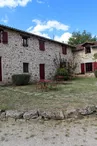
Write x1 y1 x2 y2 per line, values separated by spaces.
68 30 97 46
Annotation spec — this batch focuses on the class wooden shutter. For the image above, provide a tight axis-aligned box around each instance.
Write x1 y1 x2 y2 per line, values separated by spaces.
93 62 97 71
62 46 67 55
81 63 85 74
39 40 45 51
3 32 8 44
62 47 64 54
65 47 67 54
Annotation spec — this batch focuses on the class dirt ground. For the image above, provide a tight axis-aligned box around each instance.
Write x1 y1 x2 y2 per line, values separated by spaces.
0 117 97 146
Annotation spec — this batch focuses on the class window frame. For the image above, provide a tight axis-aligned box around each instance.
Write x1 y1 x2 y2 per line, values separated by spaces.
85 62 93 72
23 63 29 73
22 37 28 47
85 46 91 54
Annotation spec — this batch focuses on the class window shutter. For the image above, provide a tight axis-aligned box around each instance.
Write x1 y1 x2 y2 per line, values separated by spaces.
62 46 65 54
40 41 43 50
3 32 8 44
39 40 45 51
62 47 64 54
62 46 67 55
42 42 45 51
93 62 97 71
65 47 67 54
81 63 85 74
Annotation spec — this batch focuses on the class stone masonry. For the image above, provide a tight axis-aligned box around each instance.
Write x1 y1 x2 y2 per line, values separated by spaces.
74 46 97 74
0 25 73 83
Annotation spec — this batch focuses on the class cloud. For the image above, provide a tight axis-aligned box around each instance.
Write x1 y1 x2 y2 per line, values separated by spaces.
0 0 32 8
1 15 9 24
36 0 44 4
31 19 69 32
54 32 72 43
27 19 71 43
33 31 50 38
27 26 50 38
36 0 50 7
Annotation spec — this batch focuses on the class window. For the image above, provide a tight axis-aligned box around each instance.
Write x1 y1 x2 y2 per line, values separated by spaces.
23 63 29 73
86 63 92 72
85 46 91 54
0 31 8 44
62 45 67 55
22 37 28 47
39 40 45 51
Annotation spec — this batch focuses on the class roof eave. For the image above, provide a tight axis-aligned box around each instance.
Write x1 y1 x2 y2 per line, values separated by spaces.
0 24 75 48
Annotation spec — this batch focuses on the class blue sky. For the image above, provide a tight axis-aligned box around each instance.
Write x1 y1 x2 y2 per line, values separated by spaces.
0 0 97 43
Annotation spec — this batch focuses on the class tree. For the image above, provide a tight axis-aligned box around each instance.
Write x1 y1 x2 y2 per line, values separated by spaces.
68 30 97 46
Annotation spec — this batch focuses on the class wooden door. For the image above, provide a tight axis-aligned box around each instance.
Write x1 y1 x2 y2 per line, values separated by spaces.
40 64 45 79
0 57 2 81
81 63 85 74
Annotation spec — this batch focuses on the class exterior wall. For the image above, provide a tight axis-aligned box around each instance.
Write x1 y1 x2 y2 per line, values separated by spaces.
0 29 73 83
74 47 97 74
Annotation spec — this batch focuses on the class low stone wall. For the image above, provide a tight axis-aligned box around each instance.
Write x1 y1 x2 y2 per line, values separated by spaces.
0 105 97 121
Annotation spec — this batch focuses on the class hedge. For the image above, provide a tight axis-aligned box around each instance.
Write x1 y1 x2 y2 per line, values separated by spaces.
12 74 30 85
94 70 97 78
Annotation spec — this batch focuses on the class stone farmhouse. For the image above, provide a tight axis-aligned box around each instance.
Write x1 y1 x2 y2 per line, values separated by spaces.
74 42 97 75
0 24 74 84
0 24 97 84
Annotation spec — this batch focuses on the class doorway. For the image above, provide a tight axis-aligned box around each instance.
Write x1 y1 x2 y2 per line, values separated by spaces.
39 64 45 80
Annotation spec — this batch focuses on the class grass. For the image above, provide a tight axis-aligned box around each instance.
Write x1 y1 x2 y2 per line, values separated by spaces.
0 77 97 111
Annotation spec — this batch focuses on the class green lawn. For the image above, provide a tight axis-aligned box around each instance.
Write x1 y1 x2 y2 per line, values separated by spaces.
0 77 97 111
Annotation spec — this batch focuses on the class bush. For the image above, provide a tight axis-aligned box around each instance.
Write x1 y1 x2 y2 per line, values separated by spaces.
12 74 30 85
56 68 69 80
94 70 97 78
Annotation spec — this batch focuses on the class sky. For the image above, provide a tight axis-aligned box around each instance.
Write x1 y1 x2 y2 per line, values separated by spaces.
0 0 97 43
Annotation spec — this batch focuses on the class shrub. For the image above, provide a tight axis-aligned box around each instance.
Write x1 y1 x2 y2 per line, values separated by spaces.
12 74 30 85
56 68 69 80
94 70 97 78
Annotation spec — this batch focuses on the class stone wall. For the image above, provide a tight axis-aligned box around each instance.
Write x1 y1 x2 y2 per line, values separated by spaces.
0 105 97 121
0 28 73 83
74 47 97 74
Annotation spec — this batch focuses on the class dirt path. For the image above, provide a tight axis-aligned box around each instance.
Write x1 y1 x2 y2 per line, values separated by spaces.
0 117 97 146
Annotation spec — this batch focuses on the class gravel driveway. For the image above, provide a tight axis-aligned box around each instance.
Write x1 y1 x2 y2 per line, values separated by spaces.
0 117 97 146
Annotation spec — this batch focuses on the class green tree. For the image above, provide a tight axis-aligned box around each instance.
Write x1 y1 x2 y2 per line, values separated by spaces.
68 30 97 46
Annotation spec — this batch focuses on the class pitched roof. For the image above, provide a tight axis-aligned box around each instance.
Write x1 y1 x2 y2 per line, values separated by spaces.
81 42 95 46
0 24 75 48
74 44 84 51
75 41 97 52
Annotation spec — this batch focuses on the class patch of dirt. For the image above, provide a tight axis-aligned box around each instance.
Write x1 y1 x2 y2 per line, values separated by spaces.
0 117 97 146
